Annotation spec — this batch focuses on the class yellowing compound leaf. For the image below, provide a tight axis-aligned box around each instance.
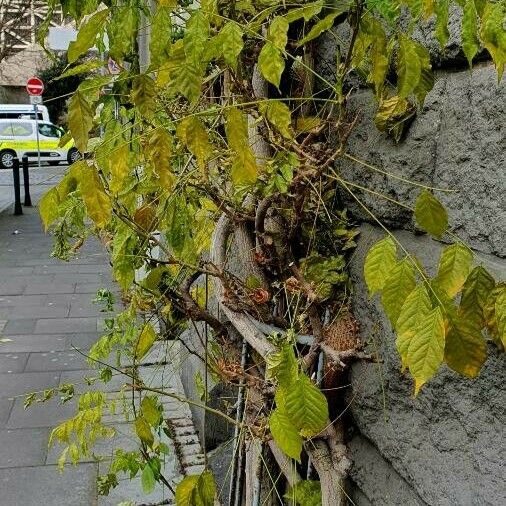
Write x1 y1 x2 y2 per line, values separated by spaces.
78 162 112 228
495 286 506 348
177 117 213 173
407 307 445 394
414 189 448 238
374 95 415 142
434 243 473 298
132 74 156 120
141 464 156 494
284 375 328 437
434 0 450 48
396 283 433 369
445 316 487 378
462 0 480 67
68 90 93 153
364 236 397 296
269 407 303 462
109 143 130 194
259 100 293 139
381 258 417 327
286 1 324 23
258 42 285 88
135 416 154 446
483 283 505 344
135 323 157 360
184 10 210 65
68 9 109 63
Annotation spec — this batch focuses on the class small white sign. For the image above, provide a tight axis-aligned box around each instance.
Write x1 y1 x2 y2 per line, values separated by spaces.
30 95 43 105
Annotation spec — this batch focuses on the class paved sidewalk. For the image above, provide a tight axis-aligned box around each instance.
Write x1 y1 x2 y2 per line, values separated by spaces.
0 195 204 504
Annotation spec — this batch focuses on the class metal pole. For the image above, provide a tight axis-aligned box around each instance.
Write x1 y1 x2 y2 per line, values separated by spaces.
12 158 22 215
34 103 41 169
22 155 32 206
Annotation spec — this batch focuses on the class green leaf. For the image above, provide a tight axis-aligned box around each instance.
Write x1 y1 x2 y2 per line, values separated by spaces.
55 60 105 80
225 108 257 184
150 4 172 67
285 480 322 506
434 0 450 48
78 162 112 228
396 283 433 370
112 226 136 290
445 316 487 378
68 90 93 153
68 8 109 63
462 0 480 67
39 188 60 231
141 464 156 494
184 10 210 65
107 6 138 63
297 9 347 47
269 407 303 461
397 35 421 98
266 345 298 387
135 324 157 360
259 100 293 139
219 21 244 69
141 396 162 427
176 471 215 506
177 117 213 173
480 2 506 80
284 374 328 437
407 306 446 394
258 42 285 88
268 16 289 50
132 74 156 120
459 265 495 326
364 236 397 296
381 258 417 326
483 284 505 345
135 417 154 446
286 1 324 23
434 243 473 298
414 189 448 238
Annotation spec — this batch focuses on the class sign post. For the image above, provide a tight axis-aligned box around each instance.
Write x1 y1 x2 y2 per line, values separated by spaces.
26 77 44 170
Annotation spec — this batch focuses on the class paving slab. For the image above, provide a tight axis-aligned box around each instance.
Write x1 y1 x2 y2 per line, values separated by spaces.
0 304 69 320
0 371 60 399
25 350 90 372
0 399 13 428
65 332 102 351
0 427 51 468
34 317 99 334
0 463 98 506
2 318 37 334
24 282 76 295
0 333 68 352
7 397 77 429
0 352 29 373
0 280 27 296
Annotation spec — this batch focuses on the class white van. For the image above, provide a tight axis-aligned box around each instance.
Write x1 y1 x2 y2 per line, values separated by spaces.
0 104 51 122
0 119 80 169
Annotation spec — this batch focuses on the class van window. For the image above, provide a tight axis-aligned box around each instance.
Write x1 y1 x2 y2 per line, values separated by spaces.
38 123 62 138
0 122 33 136
0 112 43 120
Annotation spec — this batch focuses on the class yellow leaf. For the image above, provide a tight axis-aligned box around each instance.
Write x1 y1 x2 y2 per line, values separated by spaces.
147 127 174 190
258 42 285 89
407 307 445 395
109 143 130 193
132 74 156 120
68 9 109 63
434 243 473 298
396 283 432 370
68 90 93 153
414 189 448 238
459 265 495 326
364 236 397 296
177 117 213 173
78 161 112 228
39 187 60 231
135 323 157 360
480 2 506 80
135 416 154 446
259 100 293 139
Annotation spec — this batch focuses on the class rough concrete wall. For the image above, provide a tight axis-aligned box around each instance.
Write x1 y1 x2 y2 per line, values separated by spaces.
320 16 506 505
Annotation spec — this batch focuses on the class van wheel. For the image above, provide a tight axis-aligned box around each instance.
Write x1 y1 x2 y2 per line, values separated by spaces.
0 150 16 169
67 148 81 165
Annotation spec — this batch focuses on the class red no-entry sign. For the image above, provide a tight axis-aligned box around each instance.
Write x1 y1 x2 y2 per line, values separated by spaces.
26 77 44 96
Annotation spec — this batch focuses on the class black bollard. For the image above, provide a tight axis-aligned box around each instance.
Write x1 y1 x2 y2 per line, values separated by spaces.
12 157 22 216
22 156 32 207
